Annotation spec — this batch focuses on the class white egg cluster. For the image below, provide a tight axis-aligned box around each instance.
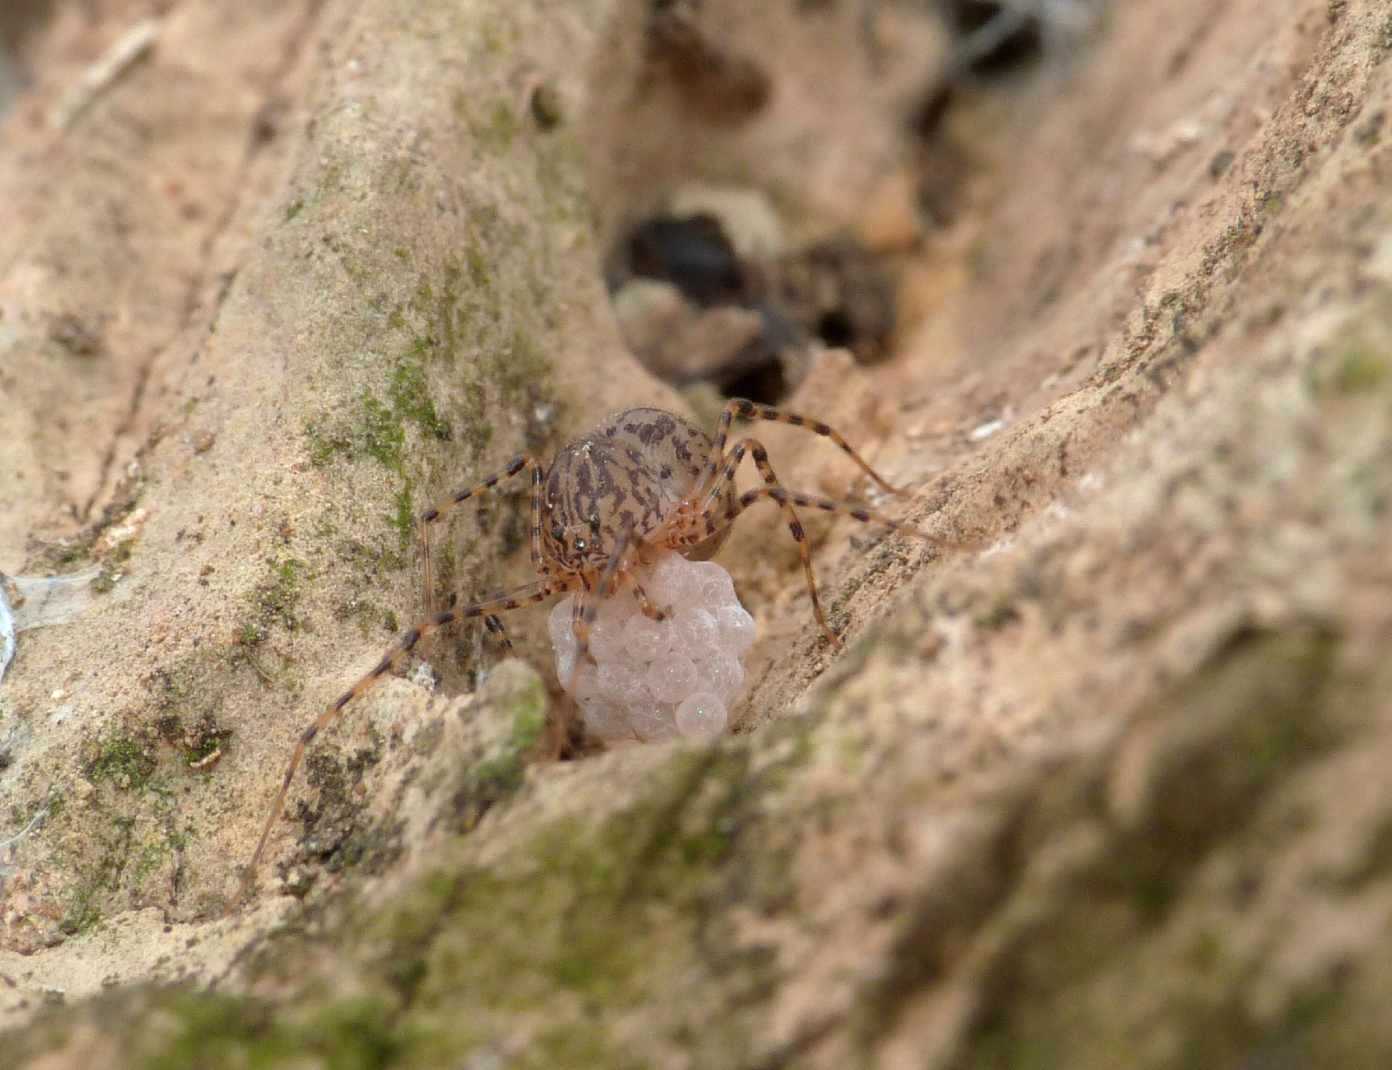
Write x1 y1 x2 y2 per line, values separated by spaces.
549 552 757 743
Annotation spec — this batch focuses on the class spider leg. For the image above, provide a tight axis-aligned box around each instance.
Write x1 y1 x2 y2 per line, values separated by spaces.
243 576 561 893
418 453 542 534
699 398 903 498
450 595 516 655
687 485 935 545
419 454 543 615
445 593 508 624
429 597 514 664
678 470 957 651
693 437 840 647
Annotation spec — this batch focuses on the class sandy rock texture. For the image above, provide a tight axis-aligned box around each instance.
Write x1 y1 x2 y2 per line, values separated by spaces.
3 0 1392 1066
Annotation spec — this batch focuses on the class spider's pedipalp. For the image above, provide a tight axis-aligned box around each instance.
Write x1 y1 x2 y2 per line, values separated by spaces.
628 574 668 622
568 521 636 694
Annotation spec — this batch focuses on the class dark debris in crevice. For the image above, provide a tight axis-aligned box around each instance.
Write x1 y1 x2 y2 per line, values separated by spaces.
608 211 896 405
940 0 1046 81
618 212 752 308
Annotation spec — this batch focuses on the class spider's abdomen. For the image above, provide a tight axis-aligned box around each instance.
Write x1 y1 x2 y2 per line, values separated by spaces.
542 407 730 568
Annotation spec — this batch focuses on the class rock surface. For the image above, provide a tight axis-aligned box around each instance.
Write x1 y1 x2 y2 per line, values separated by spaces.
2 0 1391 1066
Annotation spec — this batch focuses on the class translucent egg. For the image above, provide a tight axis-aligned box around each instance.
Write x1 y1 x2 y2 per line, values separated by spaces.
648 653 698 702
629 703 680 742
716 604 757 652
676 608 719 650
554 647 576 686
548 600 577 657
589 614 628 662
549 554 757 743
597 661 643 702
675 692 727 740
691 560 735 601
706 653 745 700
623 612 666 662
647 553 690 603
581 699 632 742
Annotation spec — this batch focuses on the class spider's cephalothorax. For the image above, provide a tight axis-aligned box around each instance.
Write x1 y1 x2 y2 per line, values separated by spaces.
541 408 733 571
244 399 943 892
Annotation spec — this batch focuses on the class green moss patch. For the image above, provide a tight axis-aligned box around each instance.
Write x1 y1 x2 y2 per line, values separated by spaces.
933 627 1347 1070
1315 345 1390 398
381 754 747 1016
358 393 407 471
85 734 158 791
387 357 450 441
58 815 136 935
211 729 813 1067
122 991 405 1070
455 668 548 811
237 557 308 649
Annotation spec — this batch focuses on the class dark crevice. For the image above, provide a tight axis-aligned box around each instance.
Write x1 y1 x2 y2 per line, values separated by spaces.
618 212 751 307
722 358 788 407
815 309 855 350
608 211 896 404
941 0 1046 80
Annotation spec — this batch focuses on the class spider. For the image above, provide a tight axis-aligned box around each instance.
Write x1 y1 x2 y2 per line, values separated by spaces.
243 399 946 890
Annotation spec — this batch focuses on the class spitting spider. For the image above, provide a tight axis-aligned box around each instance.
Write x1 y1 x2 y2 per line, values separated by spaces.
244 399 946 890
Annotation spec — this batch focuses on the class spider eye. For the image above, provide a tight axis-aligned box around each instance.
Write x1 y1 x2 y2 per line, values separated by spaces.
551 523 565 541
588 514 601 533
575 537 588 552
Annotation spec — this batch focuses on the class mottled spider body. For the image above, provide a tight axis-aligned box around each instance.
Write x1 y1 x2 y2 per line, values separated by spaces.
541 408 734 570
244 399 936 891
